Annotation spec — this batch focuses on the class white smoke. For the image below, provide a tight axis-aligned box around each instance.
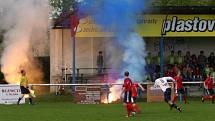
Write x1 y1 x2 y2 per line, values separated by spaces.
121 33 146 82
104 33 146 103
0 0 49 84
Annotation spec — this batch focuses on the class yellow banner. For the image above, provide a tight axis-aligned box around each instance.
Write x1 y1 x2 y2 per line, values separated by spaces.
76 17 113 37
76 15 215 37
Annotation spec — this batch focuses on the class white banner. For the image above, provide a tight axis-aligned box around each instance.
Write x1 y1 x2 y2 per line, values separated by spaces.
0 85 25 104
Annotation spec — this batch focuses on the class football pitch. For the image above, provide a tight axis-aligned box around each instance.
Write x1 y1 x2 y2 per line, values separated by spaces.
0 96 214 121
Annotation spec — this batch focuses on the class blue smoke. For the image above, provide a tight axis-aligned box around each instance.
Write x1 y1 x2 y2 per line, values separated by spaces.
79 0 144 34
78 0 146 82
122 33 146 82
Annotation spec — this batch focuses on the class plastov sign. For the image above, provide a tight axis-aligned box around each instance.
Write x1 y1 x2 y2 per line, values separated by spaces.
75 15 215 37
137 15 215 37
163 16 215 35
0 85 25 104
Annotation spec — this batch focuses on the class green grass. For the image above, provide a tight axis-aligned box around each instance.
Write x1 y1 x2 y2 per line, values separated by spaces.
0 96 214 121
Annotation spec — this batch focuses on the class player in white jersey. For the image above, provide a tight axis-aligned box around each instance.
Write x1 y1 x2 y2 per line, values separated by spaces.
154 77 182 112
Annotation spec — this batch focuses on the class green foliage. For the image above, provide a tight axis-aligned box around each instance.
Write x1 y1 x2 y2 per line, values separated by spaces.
48 0 215 19
49 0 77 19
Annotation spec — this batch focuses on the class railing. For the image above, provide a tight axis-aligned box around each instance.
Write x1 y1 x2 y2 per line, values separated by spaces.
60 67 115 83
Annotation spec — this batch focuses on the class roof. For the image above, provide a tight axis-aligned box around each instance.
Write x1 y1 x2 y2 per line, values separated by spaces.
53 6 215 29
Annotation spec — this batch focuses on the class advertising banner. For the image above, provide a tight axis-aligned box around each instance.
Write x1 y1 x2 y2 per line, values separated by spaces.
147 84 164 102
147 83 174 102
76 15 215 37
0 85 25 104
74 86 101 104
137 15 215 37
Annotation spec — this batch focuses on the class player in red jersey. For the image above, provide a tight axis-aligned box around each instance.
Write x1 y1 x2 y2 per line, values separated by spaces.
202 72 214 104
121 71 133 117
172 71 188 104
131 83 145 113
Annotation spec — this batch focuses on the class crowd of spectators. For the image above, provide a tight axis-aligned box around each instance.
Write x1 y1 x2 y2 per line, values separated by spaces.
145 50 215 82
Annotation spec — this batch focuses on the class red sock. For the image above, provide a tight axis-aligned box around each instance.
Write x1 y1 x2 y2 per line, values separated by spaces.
127 103 132 116
173 95 178 103
133 104 141 113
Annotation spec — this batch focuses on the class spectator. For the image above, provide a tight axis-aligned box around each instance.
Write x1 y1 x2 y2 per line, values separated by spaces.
145 52 153 65
144 73 152 82
164 67 175 77
172 64 178 77
187 66 194 81
184 51 192 66
193 66 202 81
145 63 155 81
211 67 215 79
182 66 189 81
198 50 207 71
153 51 161 73
204 64 211 79
175 50 183 65
154 51 160 65
145 52 154 79
148 50 215 82
191 54 198 68
97 51 104 75
167 50 175 67
208 52 215 68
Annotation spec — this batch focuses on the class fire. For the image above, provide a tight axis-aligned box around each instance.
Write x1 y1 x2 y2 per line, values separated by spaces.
102 79 123 104
2 53 43 85
0 0 48 85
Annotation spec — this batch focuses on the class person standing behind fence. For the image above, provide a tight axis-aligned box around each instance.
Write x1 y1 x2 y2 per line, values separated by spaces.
97 51 104 75
17 70 34 105
208 52 215 68
154 51 161 75
145 52 153 65
184 51 192 66
167 50 175 67
175 50 183 66
198 51 207 71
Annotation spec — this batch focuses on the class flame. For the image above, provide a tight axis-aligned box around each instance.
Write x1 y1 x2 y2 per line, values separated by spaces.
102 79 123 104
2 55 43 85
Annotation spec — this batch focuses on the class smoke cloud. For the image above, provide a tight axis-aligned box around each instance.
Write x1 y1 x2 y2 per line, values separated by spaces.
79 0 146 82
0 0 49 84
79 0 146 103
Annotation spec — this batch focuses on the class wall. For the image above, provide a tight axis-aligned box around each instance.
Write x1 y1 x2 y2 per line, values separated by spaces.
50 29 106 92
50 29 215 92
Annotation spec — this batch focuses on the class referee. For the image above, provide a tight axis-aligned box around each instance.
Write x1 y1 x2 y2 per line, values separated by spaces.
17 69 33 105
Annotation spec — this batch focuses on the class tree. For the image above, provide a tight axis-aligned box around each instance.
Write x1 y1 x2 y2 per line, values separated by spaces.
49 0 215 19
49 0 79 19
